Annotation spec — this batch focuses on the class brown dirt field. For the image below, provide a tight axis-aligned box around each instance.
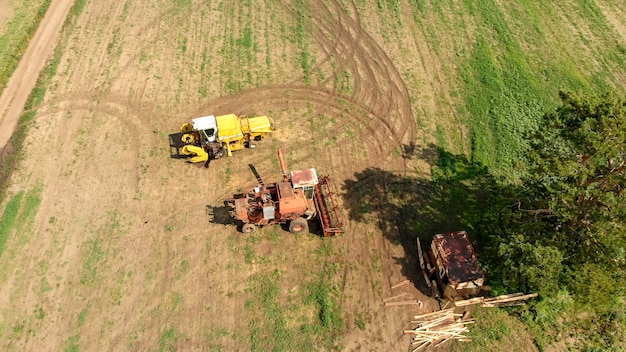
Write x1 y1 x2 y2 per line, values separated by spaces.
0 1 481 351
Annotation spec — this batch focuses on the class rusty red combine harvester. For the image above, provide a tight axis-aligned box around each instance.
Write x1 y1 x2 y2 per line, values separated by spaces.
226 149 344 237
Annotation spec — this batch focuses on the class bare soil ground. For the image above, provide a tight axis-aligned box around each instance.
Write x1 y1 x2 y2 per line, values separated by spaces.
0 1 446 351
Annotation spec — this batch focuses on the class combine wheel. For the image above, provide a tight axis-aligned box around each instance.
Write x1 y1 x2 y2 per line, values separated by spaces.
215 148 226 159
289 218 308 233
242 223 256 233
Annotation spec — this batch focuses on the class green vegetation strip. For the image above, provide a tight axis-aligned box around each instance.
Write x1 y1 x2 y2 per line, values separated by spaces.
293 0 312 83
0 192 24 257
0 186 41 258
0 0 87 279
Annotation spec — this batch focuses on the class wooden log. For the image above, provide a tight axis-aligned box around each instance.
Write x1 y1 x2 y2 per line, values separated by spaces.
483 293 538 304
416 316 455 330
417 238 425 270
413 314 459 326
422 269 432 287
431 280 439 298
411 339 435 347
413 307 456 320
483 292 525 302
391 279 409 289
411 342 431 352
482 302 526 308
454 296 485 307
424 252 433 270
382 293 406 303
441 300 452 310
384 300 421 307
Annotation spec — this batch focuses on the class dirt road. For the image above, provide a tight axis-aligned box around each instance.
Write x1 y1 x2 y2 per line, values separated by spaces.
0 0 74 151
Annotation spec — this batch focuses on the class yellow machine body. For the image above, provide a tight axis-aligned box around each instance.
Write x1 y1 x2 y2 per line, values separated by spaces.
181 145 208 163
214 114 274 157
171 114 274 163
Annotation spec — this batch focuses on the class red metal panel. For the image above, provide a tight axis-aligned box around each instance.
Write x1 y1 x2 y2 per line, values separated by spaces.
432 231 484 286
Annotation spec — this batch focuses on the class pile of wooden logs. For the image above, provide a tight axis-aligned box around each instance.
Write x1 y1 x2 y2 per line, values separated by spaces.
404 308 473 351
453 292 538 308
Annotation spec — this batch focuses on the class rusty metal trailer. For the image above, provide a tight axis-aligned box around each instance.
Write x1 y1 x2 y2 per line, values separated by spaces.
420 231 485 300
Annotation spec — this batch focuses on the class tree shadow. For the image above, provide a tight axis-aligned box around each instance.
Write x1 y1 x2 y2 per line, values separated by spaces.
342 143 502 295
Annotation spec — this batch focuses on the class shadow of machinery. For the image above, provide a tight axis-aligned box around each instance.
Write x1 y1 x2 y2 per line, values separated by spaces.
206 204 236 227
341 143 501 296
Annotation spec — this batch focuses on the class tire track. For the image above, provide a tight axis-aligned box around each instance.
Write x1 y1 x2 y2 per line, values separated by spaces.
253 0 416 160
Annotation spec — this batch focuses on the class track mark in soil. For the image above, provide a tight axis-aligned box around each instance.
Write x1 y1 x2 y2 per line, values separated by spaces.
280 0 418 151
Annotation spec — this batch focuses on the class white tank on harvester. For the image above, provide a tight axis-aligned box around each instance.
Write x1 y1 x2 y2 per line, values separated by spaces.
169 113 274 167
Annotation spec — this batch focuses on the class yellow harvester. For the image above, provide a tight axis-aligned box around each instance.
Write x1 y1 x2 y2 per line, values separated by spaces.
169 114 274 167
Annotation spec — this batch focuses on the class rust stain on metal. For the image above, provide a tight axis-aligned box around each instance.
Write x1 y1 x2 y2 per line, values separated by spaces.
290 169 318 188
432 231 484 287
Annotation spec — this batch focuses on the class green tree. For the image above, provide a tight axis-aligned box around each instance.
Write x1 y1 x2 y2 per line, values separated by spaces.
528 91 626 222
525 91 626 265
478 91 626 350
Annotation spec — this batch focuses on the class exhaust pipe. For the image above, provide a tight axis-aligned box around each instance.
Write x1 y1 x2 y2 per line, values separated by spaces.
277 149 289 181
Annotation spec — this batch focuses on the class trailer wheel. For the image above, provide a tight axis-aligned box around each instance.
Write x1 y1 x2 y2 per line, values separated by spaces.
242 223 256 233
289 218 308 233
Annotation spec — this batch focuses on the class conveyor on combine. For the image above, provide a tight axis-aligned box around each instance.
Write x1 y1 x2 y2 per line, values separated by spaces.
314 176 344 237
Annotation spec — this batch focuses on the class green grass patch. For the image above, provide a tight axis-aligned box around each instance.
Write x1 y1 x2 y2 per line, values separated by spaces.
77 308 88 328
63 333 80 352
302 262 343 347
218 0 261 93
458 0 548 175
448 307 526 352
0 192 24 258
456 0 625 179
245 264 343 351
80 237 107 286
159 327 180 352
15 186 42 235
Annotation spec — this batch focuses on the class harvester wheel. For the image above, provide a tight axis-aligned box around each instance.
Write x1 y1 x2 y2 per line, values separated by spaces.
289 218 308 234
242 223 256 233
215 148 226 159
